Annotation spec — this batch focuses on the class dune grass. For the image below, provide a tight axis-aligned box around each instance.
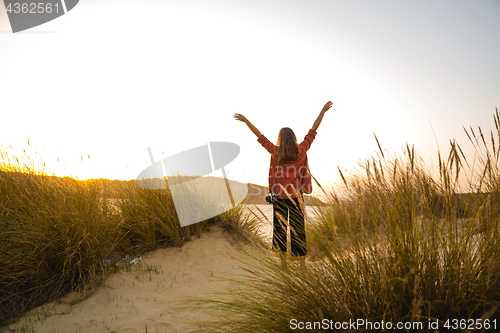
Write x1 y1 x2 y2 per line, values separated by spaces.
0 160 117 326
0 147 251 328
3 110 500 331
197 110 500 332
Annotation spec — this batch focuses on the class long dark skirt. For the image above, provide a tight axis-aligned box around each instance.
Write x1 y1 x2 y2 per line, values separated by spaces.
272 197 307 257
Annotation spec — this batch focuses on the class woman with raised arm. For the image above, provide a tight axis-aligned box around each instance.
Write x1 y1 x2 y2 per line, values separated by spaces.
234 101 333 267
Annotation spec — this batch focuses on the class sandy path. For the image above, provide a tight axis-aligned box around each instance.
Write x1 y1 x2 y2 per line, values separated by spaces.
3 204 322 333
4 227 252 333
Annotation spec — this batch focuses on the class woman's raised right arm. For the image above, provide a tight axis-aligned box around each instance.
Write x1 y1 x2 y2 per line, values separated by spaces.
311 101 333 131
234 114 262 137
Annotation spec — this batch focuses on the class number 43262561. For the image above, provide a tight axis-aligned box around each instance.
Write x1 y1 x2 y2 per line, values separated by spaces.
6 3 60 14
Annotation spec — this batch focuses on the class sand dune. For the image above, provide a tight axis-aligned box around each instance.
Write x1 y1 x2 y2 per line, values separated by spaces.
3 204 321 333
4 227 253 333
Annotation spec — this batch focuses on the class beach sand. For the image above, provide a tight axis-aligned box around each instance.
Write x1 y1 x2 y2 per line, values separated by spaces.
4 226 253 333
3 204 320 333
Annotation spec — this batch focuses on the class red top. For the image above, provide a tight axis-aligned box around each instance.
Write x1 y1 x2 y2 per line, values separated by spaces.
257 129 316 199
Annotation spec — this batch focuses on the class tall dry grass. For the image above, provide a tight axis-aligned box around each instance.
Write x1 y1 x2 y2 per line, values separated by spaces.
0 146 251 327
199 109 500 332
0 150 119 325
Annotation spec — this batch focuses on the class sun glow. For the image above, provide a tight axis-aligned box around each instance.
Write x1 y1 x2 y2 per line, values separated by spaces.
1 1 498 197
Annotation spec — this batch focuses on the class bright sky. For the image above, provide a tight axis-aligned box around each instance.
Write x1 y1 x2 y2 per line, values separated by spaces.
1 0 499 197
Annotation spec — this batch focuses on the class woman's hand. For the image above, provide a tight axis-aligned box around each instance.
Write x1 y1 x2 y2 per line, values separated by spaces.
234 113 262 137
312 101 332 131
233 113 248 123
321 101 333 114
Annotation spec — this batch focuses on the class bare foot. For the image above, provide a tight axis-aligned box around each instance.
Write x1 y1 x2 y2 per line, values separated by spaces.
280 252 287 267
299 255 306 268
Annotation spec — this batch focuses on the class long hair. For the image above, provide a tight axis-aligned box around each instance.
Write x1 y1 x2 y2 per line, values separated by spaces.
276 127 299 164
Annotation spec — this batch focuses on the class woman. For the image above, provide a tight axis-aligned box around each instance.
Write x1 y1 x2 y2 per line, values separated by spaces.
234 101 333 266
